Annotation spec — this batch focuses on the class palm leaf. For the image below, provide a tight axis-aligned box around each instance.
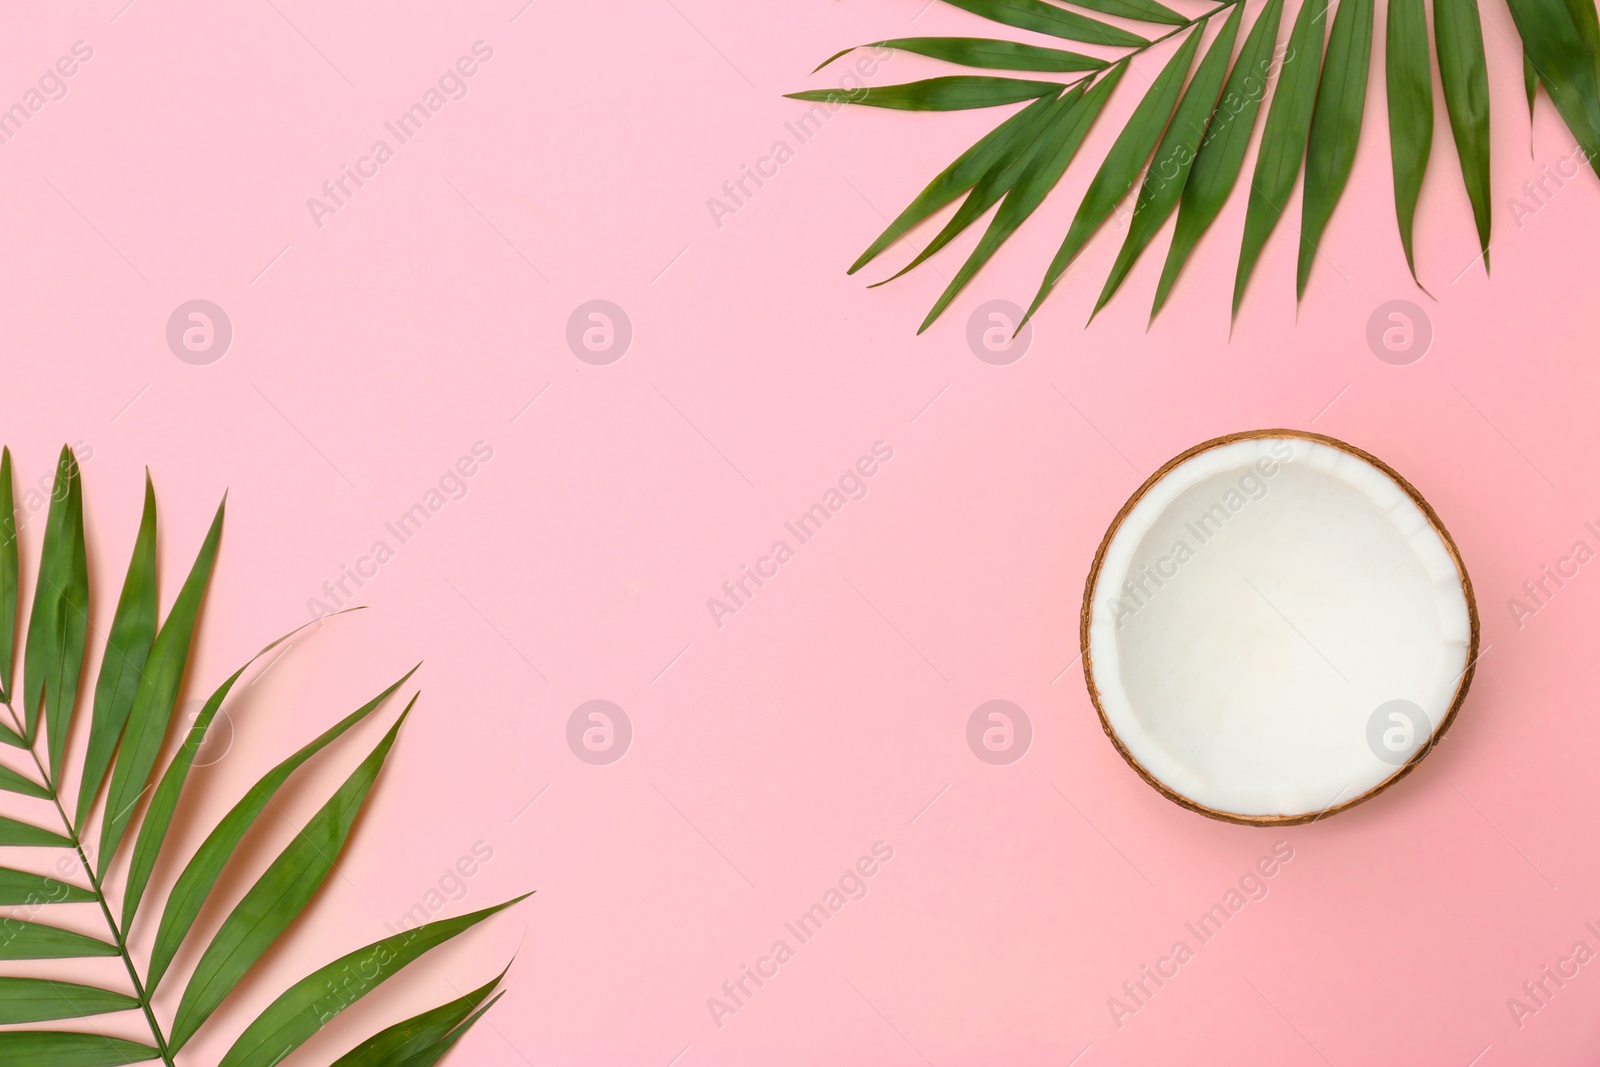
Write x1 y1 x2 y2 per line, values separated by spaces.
1023 26 1205 326
1095 3 1244 317
1152 0 1286 322
121 614 351 932
218 896 529 1067
803 0 1600 326
329 968 507 1066
0 978 140 1024
940 0 1148 47
0 866 94 905
1232 0 1328 319
1073 0 1188 25
848 91 1061 274
169 704 414 1051
874 91 1067 285
1387 0 1433 285
144 663 413 992
98 498 225 868
0 1032 160 1066
22 446 88 774
919 77 1114 328
0 816 72 848
0 763 49 799
1298 0 1374 299
394 992 506 1067
0 446 526 1066
1435 0 1491 273
1565 0 1600 84
816 38 1106 74
0 919 117 960
1523 49 1538 125
786 75 1063 110
1508 0 1600 176
75 473 158 830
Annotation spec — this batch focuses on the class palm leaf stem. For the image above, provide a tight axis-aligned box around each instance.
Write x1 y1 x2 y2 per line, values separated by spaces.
2 700 177 1066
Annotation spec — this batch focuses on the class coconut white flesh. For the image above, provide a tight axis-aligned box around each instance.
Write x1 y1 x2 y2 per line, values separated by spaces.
1086 436 1472 820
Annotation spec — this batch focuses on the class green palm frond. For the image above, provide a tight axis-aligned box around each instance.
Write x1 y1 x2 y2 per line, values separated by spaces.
0 446 526 1066
792 0 1600 331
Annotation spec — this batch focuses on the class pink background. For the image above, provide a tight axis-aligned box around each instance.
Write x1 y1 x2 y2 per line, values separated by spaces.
0 0 1598 1063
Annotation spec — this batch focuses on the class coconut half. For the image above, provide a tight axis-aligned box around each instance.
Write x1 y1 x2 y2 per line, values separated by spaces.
1082 430 1478 826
